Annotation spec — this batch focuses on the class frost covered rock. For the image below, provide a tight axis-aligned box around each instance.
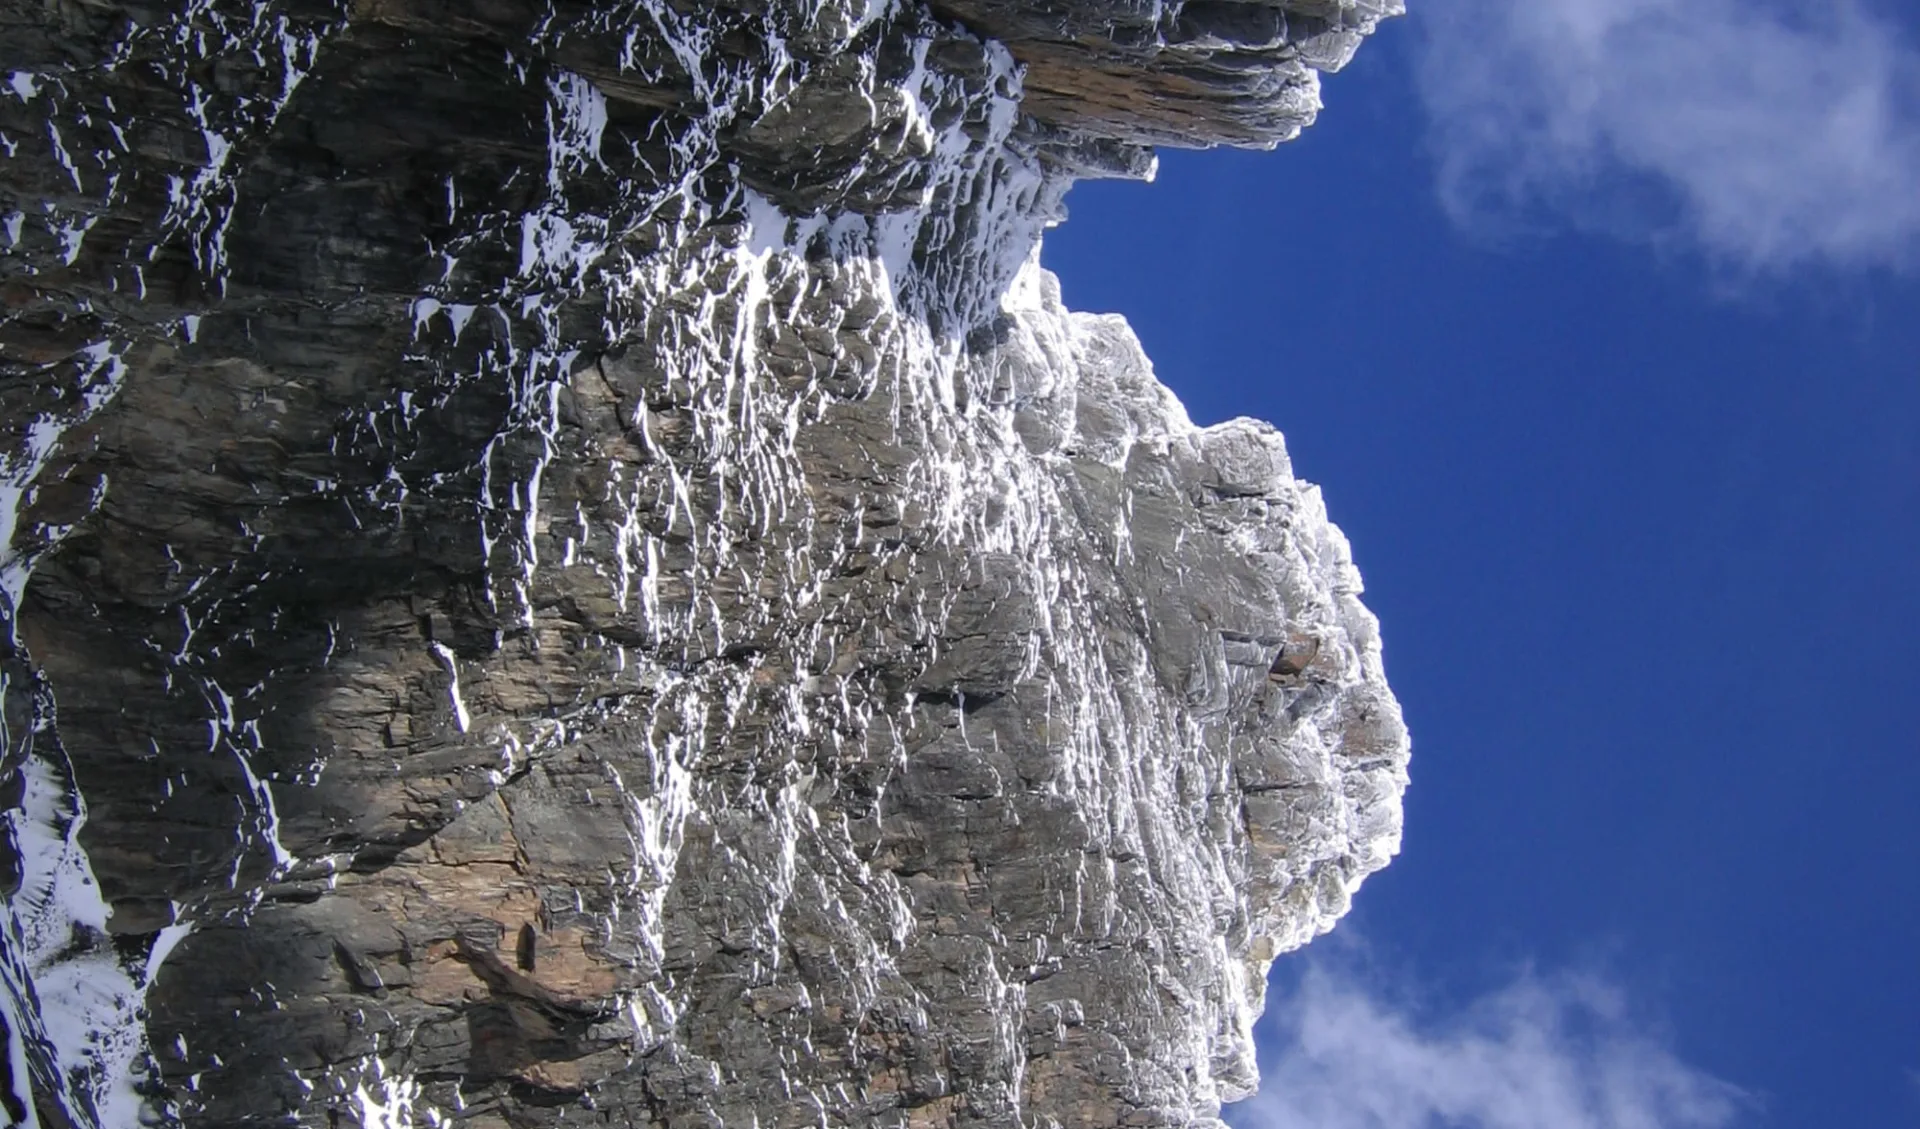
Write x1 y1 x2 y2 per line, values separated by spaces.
0 1 1407 1126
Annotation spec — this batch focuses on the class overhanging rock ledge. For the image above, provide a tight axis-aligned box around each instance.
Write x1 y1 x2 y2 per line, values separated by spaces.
0 2 1409 1125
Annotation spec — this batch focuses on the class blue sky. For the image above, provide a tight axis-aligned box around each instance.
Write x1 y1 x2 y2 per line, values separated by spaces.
1042 3 1920 1127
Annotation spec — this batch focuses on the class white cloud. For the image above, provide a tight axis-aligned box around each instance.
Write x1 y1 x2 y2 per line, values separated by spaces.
1228 965 1752 1129
1414 0 1920 271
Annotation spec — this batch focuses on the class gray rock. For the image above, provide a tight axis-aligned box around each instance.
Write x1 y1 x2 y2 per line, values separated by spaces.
0 1 1409 1126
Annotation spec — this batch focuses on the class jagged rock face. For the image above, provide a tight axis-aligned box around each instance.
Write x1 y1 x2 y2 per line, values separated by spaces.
933 0 1401 146
0 2 1409 1127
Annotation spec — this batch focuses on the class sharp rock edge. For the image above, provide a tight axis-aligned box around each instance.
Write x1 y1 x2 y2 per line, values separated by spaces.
0 1 1408 1126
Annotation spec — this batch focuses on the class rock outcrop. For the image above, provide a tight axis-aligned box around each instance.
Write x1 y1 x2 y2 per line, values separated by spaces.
0 2 1409 1127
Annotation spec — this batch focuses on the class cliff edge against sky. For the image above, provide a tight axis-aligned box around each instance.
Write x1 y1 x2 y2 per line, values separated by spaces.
0 2 1408 1126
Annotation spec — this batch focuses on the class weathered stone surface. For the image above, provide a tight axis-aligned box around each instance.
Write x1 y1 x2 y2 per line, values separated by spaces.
934 0 1404 147
0 2 1408 1127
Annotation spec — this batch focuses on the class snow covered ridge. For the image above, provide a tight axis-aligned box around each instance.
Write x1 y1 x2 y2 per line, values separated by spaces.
0 1 1404 1126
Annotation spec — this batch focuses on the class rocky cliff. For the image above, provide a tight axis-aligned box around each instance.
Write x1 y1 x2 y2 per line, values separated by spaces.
0 2 1409 1127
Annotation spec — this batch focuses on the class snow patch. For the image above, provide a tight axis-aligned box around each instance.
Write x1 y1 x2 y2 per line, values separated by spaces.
348 1058 434 1129
0 694 186 1129
430 643 470 733
545 71 608 192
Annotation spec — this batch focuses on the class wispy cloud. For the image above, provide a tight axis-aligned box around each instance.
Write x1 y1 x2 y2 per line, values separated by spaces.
1414 0 1920 272
1228 964 1752 1129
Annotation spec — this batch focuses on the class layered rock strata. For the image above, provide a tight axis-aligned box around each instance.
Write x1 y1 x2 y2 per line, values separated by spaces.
0 2 1409 1126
